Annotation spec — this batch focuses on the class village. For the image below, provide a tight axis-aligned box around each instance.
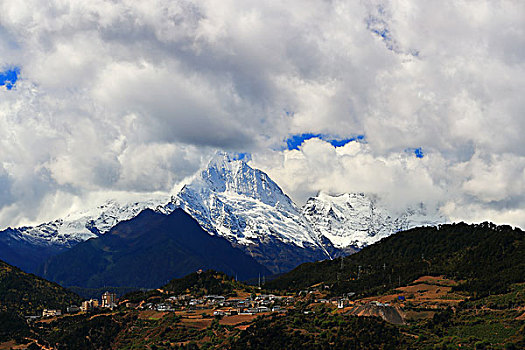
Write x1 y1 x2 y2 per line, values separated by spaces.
31 289 392 322
28 274 464 330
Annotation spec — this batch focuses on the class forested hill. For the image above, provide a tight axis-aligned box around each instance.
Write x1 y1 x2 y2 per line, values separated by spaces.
266 222 525 297
0 259 82 315
0 259 83 342
162 270 252 297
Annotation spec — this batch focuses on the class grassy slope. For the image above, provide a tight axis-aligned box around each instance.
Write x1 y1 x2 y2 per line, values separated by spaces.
162 270 255 297
266 222 525 298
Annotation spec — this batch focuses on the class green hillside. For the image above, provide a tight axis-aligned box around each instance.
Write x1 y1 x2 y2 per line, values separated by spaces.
122 270 256 304
162 270 254 296
0 259 82 342
2 222 524 349
266 222 525 297
0 259 82 315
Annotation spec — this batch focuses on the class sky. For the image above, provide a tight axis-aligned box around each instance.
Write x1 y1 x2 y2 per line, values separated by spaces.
0 0 524 229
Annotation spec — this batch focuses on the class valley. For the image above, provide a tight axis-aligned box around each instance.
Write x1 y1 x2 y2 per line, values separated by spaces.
0 221 523 349
2 271 523 349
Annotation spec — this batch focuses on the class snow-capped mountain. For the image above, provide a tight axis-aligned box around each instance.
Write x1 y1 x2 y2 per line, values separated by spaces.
165 153 333 273
0 197 170 272
302 192 445 249
0 151 446 275
3 198 170 248
170 153 322 247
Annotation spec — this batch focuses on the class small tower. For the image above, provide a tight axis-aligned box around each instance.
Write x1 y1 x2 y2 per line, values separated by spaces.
101 291 117 309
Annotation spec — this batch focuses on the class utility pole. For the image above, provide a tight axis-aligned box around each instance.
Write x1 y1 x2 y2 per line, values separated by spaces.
358 265 362 280
340 255 344 270
258 274 261 288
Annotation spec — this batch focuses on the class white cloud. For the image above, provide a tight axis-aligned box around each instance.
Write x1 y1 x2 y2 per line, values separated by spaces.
251 139 446 212
0 0 524 228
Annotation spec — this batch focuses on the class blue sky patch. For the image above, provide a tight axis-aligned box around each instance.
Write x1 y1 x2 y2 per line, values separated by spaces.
407 147 425 158
286 133 365 151
0 67 20 90
233 152 252 161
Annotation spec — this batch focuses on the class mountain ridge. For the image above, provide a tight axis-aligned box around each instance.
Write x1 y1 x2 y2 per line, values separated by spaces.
39 208 271 289
168 152 334 273
1 152 445 275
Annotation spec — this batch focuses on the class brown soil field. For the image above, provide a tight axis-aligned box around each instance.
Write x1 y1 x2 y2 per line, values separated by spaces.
180 318 213 330
219 314 257 326
138 310 168 320
0 339 48 350
358 276 465 308
175 308 214 318
185 309 213 317
397 282 452 297
234 291 252 298
412 275 458 286
34 317 57 324
0 340 19 350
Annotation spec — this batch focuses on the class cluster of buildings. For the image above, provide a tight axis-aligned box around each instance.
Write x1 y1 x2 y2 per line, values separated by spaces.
42 309 62 317
79 292 117 312
296 290 359 309
80 291 118 311
132 293 294 315
336 297 392 309
30 280 404 324
35 292 118 319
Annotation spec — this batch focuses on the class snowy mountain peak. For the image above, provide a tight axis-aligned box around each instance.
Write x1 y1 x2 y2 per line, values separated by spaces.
302 192 445 249
170 152 331 272
194 152 293 210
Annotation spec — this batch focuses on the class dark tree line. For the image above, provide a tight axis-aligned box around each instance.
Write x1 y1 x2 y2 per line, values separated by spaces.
267 222 525 298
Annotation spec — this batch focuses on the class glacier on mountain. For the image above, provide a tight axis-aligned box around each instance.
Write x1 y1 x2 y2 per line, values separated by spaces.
162 153 333 272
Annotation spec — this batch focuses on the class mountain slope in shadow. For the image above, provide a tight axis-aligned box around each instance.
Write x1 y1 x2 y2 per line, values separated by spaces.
39 208 271 289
